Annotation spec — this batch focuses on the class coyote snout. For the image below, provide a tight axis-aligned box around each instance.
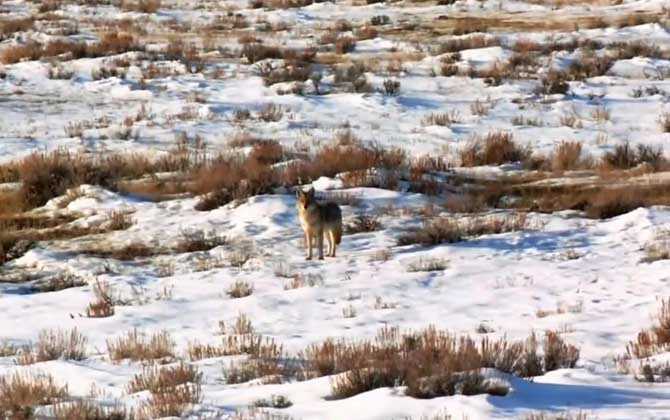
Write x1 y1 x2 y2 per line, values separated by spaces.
296 187 342 260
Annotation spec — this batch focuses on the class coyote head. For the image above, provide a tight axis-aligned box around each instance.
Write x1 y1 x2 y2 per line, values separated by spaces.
296 187 315 209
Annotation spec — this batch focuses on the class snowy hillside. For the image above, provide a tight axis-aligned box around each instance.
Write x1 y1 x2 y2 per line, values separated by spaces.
1 0 670 419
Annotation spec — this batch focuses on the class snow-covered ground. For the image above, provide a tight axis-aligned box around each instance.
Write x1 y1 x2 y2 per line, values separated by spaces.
2 0 670 418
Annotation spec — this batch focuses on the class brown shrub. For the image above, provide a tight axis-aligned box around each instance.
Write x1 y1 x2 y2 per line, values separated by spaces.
460 132 531 167
626 298 670 359
175 229 229 253
551 141 592 172
422 110 461 127
52 400 130 420
127 362 202 394
601 142 665 170
397 213 529 246
303 326 578 399
538 71 569 95
138 383 201 419
344 213 382 234
241 43 283 63
227 280 254 298
1 41 43 64
107 329 175 362
17 328 87 365
0 373 69 419
85 279 115 318
437 35 499 54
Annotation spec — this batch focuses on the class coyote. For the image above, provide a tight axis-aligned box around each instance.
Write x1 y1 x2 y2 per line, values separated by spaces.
296 187 342 260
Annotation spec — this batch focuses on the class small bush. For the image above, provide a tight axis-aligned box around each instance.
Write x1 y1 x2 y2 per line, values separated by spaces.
601 142 664 170
551 141 591 172
227 280 254 298
85 279 115 318
106 210 134 231
422 110 461 127
406 257 449 272
0 373 69 419
107 329 175 362
127 362 202 394
398 213 529 246
345 213 382 234
460 132 531 167
253 394 292 409
17 328 87 365
139 383 202 419
52 400 130 419
175 230 228 253
626 298 670 359
37 272 86 293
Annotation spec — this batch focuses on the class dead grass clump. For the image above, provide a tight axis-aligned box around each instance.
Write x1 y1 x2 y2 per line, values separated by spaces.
85 279 116 318
601 142 665 170
345 213 382 234
397 213 529 246
305 326 578 399
138 382 202 419
406 257 448 272
127 362 202 394
437 35 499 54
107 329 175 362
52 400 131 420
460 132 531 167
227 280 254 298
626 298 670 359
550 141 592 172
241 43 283 63
0 373 69 419
17 328 87 365
85 242 156 261
566 52 614 80
106 210 134 231
175 230 228 253
38 272 87 293
422 110 461 127
0 41 42 64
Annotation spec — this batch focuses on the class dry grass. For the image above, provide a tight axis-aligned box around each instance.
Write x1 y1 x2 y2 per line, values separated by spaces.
626 298 670 359
523 412 591 420
300 326 578 399
397 213 530 246
406 257 449 272
85 279 116 318
138 382 202 419
107 329 175 363
17 328 87 365
344 213 382 234
0 372 69 419
37 272 87 293
227 280 254 298
52 399 131 420
601 142 665 170
460 132 531 167
127 362 202 394
421 110 462 127
550 141 592 172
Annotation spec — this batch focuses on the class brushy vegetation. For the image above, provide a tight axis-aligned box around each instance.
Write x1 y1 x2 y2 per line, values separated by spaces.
397 213 530 246
626 298 670 359
0 372 69 420
17 328 87 365
106 329 175 363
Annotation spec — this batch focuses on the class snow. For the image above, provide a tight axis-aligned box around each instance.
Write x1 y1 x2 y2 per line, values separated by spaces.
1 0 670 418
